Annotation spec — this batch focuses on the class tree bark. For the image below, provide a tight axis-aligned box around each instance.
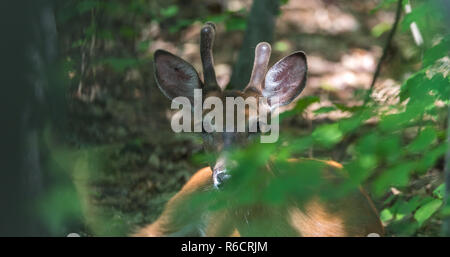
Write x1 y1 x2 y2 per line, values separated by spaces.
0 0 58 236
228 0 280 90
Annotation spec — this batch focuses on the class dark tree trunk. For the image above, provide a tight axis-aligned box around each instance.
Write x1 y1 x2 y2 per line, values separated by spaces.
0 0 58 236
228 0 280 90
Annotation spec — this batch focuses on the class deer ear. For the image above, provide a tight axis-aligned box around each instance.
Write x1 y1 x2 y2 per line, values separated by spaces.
154 50 202 103
263 51 307 108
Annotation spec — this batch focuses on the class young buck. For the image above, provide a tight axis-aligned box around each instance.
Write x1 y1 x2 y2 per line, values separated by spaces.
134 23 384 237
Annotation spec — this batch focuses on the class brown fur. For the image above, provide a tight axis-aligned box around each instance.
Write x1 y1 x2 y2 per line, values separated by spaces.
133 160 384 237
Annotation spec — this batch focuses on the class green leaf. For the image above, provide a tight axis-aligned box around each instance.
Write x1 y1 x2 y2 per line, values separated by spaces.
338 109 371 133
388 220 420 236
334 103 363 113
418 143 447 172
428 71 450 101
441 205 450 217
407 127 437 153
371 22 392 37
313 106 336 114
379 100 428 132
394 196 422 220
373 162 415 197
433 183 445 200
39 186 83 235
414 199 442 226
401 3 441 33
279 96 320 120
380 208 394 222
345 156 377 184
377 134 402 163
160 5 179 18
264 160 323 204
274 41 290 52
355 133 379 155
399 71 425 102
344 162 363 185
206 13 227 23
359 154 378 171
312 123 343 148
423 36 450 67
278 136 313 158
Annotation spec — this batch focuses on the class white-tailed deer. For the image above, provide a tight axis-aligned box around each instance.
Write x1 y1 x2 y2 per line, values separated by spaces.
134 23 384 237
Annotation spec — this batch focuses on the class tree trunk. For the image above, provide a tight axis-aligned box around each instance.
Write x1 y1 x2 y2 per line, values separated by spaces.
0 0 58 236
228 0 280 90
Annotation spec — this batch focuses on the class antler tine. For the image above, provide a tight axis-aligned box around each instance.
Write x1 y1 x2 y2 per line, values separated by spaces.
245 42 272 94
200 22 221 91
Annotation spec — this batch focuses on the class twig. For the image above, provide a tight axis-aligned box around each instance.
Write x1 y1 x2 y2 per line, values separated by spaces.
364 0 403 104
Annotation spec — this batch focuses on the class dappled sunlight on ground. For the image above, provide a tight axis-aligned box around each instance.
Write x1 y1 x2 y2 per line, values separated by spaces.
279 0 359 35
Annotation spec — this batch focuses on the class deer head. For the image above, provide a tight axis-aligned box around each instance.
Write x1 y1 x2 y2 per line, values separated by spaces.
153 22 308 188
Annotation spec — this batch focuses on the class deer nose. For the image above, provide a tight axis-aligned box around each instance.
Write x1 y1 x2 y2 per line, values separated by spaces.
213 170 231 189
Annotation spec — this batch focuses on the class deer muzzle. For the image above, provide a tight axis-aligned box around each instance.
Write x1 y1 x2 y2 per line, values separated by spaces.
212 155 232 189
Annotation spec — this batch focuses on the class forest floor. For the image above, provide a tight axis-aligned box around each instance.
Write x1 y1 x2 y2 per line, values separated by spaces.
66 0 441 236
